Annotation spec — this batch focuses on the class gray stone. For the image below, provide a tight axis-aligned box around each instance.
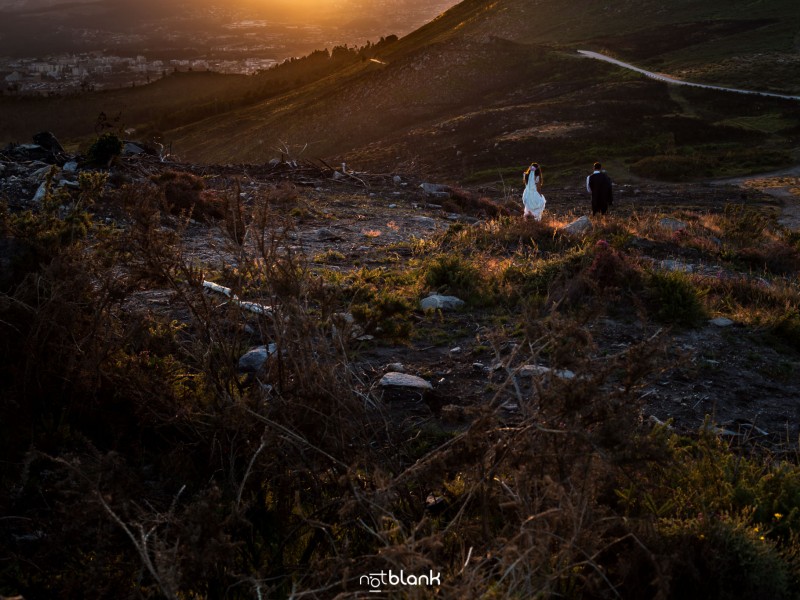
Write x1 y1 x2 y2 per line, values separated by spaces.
709 317 734 327
62 161 78 174
393 175 402 185
237 344 277 373
31 165 55 182
420 295 465 311
123 142 145 155
387 363 405 373
379 372 433 390
420 182 451 197
316 228 341 241
659 217 688 231
32 182 48 202
562 216 592 235
412 216 437 229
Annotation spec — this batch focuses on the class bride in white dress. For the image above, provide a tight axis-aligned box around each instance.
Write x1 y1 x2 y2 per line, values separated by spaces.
522 162 546 221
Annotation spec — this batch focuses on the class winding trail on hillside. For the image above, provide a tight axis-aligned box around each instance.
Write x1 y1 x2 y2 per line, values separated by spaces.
577 50 800 101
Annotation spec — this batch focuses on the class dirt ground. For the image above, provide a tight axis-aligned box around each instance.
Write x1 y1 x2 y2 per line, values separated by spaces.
67 156 800 446
173 159 800 445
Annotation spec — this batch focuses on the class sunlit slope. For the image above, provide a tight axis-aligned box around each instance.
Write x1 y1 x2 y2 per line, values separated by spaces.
167 0 800 171
392 0 799 91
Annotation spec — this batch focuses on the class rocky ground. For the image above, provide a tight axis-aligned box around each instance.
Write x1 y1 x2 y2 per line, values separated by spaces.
3 138 800 448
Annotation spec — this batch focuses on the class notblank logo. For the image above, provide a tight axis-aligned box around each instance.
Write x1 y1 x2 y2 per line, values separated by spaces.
360 569 441 593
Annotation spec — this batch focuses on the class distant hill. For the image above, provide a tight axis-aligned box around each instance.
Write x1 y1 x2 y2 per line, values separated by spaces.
163 0 799 180
2 0 798 181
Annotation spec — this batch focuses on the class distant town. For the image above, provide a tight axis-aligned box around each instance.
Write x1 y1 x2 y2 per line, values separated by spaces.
2 50 282 95
0 0 456 95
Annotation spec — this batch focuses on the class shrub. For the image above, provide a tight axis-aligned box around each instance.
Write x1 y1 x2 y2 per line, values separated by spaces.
87 132 123 166
722 204 773 247
646 269 708 326
423 253 489 304
150 170 224 221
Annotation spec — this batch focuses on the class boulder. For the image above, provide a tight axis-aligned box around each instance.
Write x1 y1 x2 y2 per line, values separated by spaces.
32 131 65 155
237 344 277 373
379 372 433 390
123 142 145 155
420 182 451 198
316 228 341 241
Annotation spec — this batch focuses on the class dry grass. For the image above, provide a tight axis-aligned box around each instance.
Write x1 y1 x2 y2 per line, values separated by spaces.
3 180 800 598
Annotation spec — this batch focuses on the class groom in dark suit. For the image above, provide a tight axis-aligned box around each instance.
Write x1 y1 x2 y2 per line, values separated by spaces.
586 162 613 215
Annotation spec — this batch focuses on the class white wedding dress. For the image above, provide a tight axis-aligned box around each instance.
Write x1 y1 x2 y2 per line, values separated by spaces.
522 173 546 221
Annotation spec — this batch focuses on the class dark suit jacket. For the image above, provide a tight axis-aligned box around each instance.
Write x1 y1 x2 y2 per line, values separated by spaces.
588 171 613 208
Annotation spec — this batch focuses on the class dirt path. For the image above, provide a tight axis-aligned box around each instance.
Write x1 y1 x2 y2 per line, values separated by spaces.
577 50 800 101
711 166 800 230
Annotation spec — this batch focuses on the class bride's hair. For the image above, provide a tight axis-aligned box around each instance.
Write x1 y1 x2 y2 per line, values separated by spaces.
525 162 542 185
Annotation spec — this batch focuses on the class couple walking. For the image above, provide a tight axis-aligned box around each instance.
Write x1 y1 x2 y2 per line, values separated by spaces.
522 161 613 220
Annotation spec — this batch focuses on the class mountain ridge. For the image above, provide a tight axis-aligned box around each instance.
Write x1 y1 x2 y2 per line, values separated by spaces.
163 0 799 180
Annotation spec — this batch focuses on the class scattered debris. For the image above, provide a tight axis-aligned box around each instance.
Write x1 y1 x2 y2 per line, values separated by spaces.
202 280 272 315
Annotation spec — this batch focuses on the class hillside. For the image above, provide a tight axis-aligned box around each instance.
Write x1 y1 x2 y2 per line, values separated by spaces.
3 138 800 597
162 0 800 179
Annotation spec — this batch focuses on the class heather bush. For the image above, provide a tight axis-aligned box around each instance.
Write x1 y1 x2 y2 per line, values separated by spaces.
646 269 708 327
87 132 123 166
3 190 800 599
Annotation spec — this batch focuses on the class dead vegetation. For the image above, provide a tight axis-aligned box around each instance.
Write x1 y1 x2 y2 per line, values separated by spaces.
2 159 800 599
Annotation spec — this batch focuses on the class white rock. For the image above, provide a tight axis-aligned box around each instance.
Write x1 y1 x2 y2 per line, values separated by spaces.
420 295 465 311
379 372 433 390
518 365 575 380
561 216 592 235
